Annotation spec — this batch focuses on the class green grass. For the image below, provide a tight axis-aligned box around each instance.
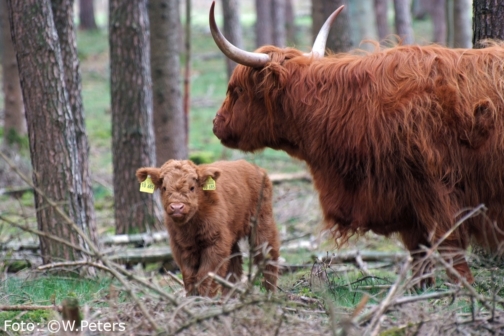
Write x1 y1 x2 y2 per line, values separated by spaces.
0 276 113 326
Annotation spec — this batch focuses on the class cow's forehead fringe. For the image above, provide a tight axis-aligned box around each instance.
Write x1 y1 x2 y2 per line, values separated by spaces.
159 160 198 180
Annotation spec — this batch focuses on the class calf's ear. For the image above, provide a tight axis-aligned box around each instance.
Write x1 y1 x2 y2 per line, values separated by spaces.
136 167 163 189
197 167 222 186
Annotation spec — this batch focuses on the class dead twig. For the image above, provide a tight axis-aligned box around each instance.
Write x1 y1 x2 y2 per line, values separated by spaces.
0 150 162 332
0 305 61 312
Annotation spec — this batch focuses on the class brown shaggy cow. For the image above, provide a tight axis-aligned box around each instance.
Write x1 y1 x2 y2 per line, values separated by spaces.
209 2 504 285
136 159 280 296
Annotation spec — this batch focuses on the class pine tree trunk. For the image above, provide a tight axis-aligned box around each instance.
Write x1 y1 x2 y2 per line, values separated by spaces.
473 0 504 48
430 0 446 45
255 0 273 47
393 0 414 44
79 0 97 30
222 0 243 78
149 0 187 164
312 0 352 53
51 0 97 242
272 0 286 47
374 0 390 41
7 0 94 263
109 0 157 235
285 0 295 45
1 0 25 145
348 0 378 50
453 0 471 48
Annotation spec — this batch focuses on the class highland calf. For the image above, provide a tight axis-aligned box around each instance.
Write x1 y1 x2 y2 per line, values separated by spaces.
136 159 280 297
209 2 504 286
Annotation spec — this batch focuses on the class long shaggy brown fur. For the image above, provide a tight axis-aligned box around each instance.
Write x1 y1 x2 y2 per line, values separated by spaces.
136 160 280 297
213 41 504 284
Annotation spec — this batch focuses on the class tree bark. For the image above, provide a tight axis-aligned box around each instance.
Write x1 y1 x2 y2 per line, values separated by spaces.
109 0 157 234
51 0 97 241
348 0 378 50
7 0 94 263
472 0 504 48
149 0 187 165
452 0 471 48
1 0 25 146
255 0 273 47
431 0 446 45
79 0 97 30
312 0 352 53
272 0 286 47
285 0 295 45
374 0 390 41
393 0 414 44
222 0 243 78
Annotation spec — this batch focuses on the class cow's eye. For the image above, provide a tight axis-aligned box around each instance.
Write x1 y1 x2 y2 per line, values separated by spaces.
163 187 166 191
190 186 195 191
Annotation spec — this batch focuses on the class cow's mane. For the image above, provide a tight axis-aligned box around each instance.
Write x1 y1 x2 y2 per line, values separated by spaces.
231 42 504 245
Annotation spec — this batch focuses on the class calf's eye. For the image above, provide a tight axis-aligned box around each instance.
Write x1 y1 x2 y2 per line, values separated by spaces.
190 186 195 191
163 187 166 191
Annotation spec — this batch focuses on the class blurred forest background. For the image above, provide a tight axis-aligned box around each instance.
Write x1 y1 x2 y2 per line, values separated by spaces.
0 0 475 257
2 1 504 335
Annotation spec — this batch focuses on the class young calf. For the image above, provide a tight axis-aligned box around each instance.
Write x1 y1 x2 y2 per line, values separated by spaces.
136 159 280 297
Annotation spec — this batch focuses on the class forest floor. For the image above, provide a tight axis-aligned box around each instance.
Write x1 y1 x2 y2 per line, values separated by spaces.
1 6 504 336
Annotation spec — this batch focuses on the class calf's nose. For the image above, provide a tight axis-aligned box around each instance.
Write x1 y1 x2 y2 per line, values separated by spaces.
170 203 185 212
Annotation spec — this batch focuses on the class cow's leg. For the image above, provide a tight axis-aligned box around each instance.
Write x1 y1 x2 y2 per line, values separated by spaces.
437 236 473 284
196 245 231 297
180 266 199 296
227 242 243 284
400 228 435 288
252 217 280 291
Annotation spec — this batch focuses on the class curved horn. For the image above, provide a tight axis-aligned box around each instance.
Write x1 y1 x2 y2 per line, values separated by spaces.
305 5 345 58
209 1 270 68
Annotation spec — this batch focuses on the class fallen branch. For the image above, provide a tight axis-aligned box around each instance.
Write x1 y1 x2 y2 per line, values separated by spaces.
108 247 173 264
269 172 311 185
101 231 168 246
0 151 162 332
323 250 408 264
0 305 61 312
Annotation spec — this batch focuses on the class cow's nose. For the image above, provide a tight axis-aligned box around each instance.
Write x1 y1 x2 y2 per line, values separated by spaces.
170 203 185 211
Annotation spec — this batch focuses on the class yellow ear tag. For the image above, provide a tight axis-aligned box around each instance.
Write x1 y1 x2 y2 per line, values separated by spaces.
202 176 216 191
140 176 155 193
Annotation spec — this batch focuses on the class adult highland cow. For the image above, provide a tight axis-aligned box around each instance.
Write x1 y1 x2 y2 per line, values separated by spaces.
210 2 504 285
137 159 279 297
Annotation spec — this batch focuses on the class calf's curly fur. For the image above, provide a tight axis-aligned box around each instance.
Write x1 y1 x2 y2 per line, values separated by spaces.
136 159 280 296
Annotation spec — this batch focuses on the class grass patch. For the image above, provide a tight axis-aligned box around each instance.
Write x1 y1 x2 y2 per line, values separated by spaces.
0 276 114 326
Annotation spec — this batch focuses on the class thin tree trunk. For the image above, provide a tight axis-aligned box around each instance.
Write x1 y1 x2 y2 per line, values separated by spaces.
51 0 97 241
1 0 25 145
453 0 471 48
349 0 379 50
473 0 504 48
445 0 454 46
430 0 446 45
393 0 414 44
255 0 273 47
109 0 157 234
7 0 94 263
222 0 243 78
183 0 191 146
272 0 286 47
375 0 390 41
79 0 97 30
149 0 187 165
312 0 352 53
285 0 295 45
